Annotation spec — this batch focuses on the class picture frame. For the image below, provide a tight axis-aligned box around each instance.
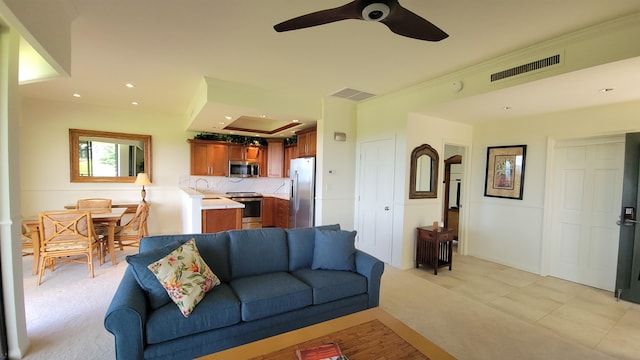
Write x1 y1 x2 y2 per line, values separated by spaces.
484 145 527 200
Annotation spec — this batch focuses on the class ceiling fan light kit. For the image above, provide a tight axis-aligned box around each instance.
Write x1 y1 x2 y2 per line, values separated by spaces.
273 0 448 42
362 3 391 21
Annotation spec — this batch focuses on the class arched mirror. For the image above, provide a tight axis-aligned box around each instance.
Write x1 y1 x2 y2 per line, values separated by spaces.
69 129 152 183
409 144 439 199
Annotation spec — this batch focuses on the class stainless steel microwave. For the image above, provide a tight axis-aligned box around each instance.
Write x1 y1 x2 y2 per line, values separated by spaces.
228 161 260 177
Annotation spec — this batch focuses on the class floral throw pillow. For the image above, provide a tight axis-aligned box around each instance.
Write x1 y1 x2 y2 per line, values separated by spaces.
147 238 220 317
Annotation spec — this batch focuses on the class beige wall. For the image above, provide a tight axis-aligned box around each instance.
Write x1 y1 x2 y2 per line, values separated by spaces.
468 100 640 274
20 98 193 235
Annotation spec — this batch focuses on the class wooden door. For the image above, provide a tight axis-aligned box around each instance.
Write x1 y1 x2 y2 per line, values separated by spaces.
267 140 284 177
190 142 210 175
262 197 275 227
209 144 228 176
550 137 624 291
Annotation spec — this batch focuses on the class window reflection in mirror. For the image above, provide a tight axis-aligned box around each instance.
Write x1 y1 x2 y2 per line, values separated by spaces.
415 155 432 192
69 129 152 183
409 144 439 199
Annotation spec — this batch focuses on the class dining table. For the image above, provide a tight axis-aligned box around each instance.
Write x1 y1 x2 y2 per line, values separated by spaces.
91 207 127 265
24 207 127 272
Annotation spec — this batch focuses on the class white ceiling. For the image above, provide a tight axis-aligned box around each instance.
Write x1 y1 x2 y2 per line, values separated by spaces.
17 0 640 134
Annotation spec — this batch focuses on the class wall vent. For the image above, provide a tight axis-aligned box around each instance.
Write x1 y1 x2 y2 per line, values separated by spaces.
490 54 561 82
331 88 376 101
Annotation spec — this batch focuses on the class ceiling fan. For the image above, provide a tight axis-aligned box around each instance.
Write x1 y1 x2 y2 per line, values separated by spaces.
273 0 448 42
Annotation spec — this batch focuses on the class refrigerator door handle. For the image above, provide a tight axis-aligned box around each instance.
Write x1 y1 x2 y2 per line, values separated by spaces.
292 171 299 211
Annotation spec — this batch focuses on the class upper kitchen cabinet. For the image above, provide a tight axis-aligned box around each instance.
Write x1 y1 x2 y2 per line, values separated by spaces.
266 139 284 177
296 128 316 157
189 140 229 176
229 144 261 162
284 144 297 178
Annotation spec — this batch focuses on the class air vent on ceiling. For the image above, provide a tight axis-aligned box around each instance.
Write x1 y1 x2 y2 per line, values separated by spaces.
331 88 376 101
490 54 561 82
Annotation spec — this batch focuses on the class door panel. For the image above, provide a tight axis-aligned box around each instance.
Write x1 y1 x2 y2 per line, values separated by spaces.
357 139 394 263
616 132 640 303
550 138 624 291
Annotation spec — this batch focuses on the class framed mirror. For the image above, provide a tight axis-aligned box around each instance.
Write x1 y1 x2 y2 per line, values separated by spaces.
409 144 439 199
69 129 152 183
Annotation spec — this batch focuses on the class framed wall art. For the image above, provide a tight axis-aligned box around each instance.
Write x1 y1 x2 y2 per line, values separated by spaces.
484 145 527 200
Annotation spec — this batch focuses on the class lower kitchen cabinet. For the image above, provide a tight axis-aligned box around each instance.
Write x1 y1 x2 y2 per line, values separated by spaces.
202 208 242 233
262 197 289 228
275 198 289 229
262 197 275 227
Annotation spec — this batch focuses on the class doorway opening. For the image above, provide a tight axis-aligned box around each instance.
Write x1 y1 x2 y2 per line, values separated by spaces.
443 145 465 253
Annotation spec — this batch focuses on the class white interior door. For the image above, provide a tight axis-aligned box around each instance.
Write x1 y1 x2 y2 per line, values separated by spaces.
550 137 624 291
356 139 395 263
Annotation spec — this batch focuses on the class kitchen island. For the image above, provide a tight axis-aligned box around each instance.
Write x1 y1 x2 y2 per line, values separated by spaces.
181 187 245 233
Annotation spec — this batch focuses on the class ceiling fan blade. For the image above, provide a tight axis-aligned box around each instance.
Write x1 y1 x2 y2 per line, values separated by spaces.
274 2 362 32
381 5 448 41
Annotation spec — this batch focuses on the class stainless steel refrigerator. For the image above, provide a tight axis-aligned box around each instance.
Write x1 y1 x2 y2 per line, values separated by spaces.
289 157 315 228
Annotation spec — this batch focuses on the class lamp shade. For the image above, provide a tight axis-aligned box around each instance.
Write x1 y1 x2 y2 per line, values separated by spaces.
134 173 151 186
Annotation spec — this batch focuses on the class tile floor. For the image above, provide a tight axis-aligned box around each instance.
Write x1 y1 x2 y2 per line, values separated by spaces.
408 251 640 359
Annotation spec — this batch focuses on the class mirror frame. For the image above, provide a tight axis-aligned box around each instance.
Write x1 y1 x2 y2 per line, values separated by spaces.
69 129 152 183
409 143 439 199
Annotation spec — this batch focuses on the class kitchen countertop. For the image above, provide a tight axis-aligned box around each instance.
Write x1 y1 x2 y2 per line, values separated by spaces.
181 187 289 209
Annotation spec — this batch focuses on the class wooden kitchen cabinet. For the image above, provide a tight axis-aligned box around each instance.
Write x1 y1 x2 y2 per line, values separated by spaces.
189 140 229 176
296 128 316 157
261 196 275 227
275 198 289 229
262 197 289 228
283 144 296 178
228 144 261 162
202 208 242 233
266 139 284 177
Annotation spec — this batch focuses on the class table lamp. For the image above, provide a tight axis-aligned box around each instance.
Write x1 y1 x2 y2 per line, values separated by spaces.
135 173 151 202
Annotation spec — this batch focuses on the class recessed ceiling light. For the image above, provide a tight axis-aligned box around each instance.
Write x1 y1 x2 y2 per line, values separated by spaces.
219 122 225 125
502 106 512 110
260 114 267 118
599 88 615 92
125 83 134 88
131 101 139 106
292 119 300 123
72 93 81 98
225 116 232 120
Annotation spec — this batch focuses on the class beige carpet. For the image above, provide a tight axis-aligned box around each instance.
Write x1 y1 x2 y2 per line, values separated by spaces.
21 251 621 359
21 248 136 359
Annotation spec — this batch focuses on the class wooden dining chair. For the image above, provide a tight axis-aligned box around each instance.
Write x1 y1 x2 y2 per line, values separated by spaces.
76 198 112 212
116 202 150 247
37 211 103 285
21 222 39 275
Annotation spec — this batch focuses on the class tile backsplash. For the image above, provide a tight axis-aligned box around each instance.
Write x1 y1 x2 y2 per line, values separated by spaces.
180 175 290 197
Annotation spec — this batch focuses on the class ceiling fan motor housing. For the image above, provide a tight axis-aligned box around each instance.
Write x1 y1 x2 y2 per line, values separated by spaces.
361 2 393 21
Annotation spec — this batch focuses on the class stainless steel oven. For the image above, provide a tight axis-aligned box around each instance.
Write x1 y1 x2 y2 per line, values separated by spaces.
226 192 263 229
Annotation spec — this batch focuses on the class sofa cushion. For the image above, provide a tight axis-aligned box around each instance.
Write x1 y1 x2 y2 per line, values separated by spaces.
286 224 341 271
192 233 232 282
140 233 232 282
312 229 357 272
145 283 241 344
126 240 185 309
147 239 220 317
292 268 368 305
230 272 312 321
229 228 288 278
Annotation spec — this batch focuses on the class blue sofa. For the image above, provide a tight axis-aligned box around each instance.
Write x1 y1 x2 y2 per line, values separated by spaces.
104 225 384 360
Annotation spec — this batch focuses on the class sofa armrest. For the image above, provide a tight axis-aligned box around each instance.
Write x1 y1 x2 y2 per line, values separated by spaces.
104 267 149 360
354 250 385 308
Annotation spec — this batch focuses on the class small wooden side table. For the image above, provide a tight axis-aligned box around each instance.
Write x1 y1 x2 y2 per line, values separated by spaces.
415 226 454 275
